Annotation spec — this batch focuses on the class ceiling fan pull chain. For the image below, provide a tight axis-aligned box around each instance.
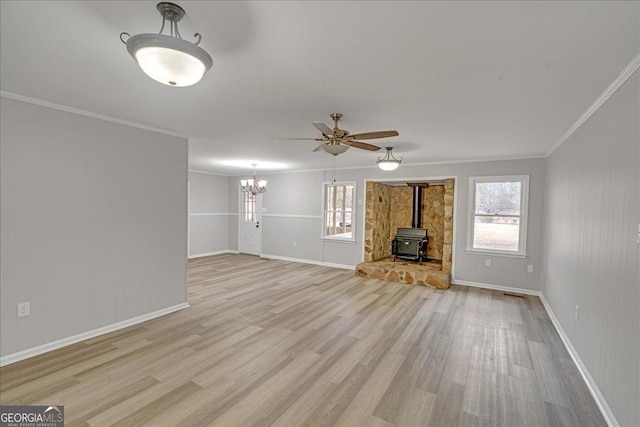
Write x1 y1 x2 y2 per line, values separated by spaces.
332 156 336 182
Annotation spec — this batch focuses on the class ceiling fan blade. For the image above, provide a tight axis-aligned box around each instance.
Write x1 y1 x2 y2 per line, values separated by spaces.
348 140 381 151
312 121 334 137
273 137 326 141
346 130 399 140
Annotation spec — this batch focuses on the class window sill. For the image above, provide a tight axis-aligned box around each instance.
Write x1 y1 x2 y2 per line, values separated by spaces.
322 237 357 244
466 249 527 259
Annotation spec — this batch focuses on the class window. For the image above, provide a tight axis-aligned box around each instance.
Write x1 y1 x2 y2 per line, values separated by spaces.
468 175 529 256
242 191 256 223
323 182 355 241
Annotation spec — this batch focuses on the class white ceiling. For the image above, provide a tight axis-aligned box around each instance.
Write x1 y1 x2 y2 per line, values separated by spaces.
1 1 638 175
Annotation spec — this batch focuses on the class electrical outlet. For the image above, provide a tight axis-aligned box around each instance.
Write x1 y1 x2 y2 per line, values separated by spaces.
292 241 297 247
527 264 534 273
262 207 268 213
17 302 30 317
485 259 491 267
574 305 580 320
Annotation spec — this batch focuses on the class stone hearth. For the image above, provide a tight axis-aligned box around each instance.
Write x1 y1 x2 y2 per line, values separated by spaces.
356 258 451 289
360 178 454 289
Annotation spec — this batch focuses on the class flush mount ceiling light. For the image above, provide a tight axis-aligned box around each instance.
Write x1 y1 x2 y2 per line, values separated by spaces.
241 164 267 196
377 147 402 171
120 2 213 87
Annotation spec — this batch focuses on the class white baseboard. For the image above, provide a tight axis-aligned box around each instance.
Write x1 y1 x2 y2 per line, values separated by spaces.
188 249 238 259
452 279 541 296
538 294 618 427
453 278 616 427
0 302 190 367
260 253 354 270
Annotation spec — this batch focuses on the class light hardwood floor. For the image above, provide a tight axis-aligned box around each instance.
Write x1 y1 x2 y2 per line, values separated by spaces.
1 254 606 426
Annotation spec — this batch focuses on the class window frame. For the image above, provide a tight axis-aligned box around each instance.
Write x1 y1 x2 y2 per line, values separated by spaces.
467 175 529 257
322 181 356 243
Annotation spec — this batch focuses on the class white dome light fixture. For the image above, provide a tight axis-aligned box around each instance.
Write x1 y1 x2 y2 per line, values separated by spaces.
120 2 213 87
377 147 402 171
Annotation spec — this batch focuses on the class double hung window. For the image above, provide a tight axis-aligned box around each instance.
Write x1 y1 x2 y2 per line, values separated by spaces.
323 182 355 241
468 175 529 256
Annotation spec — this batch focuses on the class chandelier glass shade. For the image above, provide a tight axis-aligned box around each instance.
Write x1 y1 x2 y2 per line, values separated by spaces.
377 147 402 171
121 2 212 87
241 164 267 196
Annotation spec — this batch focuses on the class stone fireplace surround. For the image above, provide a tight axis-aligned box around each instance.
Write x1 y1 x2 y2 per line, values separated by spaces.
356 178 454 289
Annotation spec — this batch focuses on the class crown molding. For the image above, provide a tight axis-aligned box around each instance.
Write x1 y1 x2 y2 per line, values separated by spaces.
0 91 188 140
547 53 640 157
188 169 230 177
223 154 547 178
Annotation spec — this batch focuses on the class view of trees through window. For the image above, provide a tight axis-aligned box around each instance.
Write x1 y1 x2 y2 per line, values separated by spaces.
470 178 526 253
475 181 521 216
324 184 354 239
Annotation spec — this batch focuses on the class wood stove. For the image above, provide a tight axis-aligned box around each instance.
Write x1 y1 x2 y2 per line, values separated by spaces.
392 228 429 264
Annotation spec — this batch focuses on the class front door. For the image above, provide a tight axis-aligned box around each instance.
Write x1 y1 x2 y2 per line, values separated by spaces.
238 190 262 255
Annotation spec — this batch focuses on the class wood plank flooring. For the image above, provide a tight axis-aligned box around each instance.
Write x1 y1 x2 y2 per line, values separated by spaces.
0 254 606 426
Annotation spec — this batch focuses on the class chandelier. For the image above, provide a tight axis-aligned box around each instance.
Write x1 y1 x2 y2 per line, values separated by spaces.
241 164 267 195
377 147 402 171
120 2 213 87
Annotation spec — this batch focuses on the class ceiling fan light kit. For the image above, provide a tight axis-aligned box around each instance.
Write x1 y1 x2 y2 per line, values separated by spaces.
120 2 213 87
241 164 267 196
277 113 399 157
322 144 350 156
377 147 402 171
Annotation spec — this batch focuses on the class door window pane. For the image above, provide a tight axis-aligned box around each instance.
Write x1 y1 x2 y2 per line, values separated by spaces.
242 192 256 223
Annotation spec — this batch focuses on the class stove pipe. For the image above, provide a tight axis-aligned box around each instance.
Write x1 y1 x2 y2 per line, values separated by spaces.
411 184 423 228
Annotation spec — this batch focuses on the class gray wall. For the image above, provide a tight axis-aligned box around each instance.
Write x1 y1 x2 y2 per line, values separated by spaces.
542 71 639 426
257 171 325 263
229 158 546 290
188 171 230 257
0 98 188 358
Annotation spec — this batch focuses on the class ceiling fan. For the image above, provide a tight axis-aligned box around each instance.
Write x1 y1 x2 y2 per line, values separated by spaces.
277 113 399 156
